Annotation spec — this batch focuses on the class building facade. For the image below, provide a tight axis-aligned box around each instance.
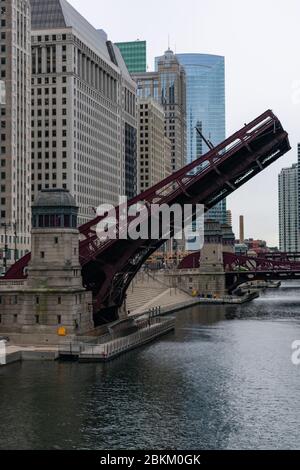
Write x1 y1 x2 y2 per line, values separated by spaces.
30 0 137 225
278 163 300 252
115 40 146 74
0 0 31 274
137 97 171 193
176 54 226 224
133 49 186 174
298 143 300 233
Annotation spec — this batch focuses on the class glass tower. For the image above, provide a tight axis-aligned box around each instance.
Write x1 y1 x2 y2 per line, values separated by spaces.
176 54 226 224
116 41 147 74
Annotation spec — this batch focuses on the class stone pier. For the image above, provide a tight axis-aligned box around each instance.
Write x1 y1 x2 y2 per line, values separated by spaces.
162 220 235 298
0 190 94 345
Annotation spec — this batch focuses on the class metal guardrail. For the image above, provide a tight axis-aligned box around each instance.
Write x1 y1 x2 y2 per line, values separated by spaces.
79 318 175 359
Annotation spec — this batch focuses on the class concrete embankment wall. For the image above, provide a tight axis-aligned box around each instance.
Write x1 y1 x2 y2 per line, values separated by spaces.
126 272 193 315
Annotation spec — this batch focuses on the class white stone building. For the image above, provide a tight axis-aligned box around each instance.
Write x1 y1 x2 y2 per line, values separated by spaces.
278 163 300 252
137 97 171 193
30 0 137 226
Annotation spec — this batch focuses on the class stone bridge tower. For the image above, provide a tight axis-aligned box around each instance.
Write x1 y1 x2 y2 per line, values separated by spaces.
198 220 226 297
0 190 93 343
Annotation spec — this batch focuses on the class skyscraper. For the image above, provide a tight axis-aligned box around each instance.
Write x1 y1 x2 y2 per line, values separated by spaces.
30 0 137 225
0 0 31 273
298 143 300 232
133 49 186 174
115 40 146 74
176 54 226 224
279 163 300 252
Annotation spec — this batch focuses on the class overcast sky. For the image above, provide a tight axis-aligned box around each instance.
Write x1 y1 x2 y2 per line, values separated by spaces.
70 0 300 246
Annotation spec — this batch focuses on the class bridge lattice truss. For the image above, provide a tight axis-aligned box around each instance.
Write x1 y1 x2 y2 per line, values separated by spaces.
223 252 300 273
5 110 291 322
179 251 300 273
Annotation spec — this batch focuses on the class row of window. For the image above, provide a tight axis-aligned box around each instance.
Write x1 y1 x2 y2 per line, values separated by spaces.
0 312 82 327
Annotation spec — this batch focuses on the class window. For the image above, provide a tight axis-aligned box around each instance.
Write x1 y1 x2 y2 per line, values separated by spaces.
58 297 61 305
35 315 40 324
40 251 45 259
57 315 62 325
54 237 58 244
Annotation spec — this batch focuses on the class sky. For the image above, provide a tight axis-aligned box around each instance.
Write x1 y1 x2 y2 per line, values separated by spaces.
69 0 300 246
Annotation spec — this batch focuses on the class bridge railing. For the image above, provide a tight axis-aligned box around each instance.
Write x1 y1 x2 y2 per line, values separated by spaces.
76 317 175 360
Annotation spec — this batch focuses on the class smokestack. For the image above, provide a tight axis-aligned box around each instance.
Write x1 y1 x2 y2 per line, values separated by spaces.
239 216 245 243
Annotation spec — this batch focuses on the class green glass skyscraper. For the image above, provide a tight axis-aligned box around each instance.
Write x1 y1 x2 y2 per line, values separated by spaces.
115 41 147 73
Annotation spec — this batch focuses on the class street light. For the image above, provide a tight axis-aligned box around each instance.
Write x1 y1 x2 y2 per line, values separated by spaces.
12 221 18 263
1 222 11 274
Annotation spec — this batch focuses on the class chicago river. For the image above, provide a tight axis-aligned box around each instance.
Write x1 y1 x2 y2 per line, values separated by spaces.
1 281 300 450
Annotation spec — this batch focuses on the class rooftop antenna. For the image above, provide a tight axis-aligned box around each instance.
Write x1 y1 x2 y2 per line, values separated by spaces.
168 34 170 50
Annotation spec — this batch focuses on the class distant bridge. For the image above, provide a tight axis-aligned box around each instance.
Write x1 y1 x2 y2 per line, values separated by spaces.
178 251 300 293
4 110 291 323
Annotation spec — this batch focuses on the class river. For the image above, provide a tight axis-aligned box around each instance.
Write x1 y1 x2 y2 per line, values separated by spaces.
1 281 300 450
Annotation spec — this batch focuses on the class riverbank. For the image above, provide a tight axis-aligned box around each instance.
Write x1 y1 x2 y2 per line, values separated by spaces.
2 345 59 366
0 316 175 366
131 291 259 319
0 291 259 366
240 280 281 291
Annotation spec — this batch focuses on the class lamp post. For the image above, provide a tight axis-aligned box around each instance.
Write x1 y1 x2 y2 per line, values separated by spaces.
13 221 18 263
1 222 11 274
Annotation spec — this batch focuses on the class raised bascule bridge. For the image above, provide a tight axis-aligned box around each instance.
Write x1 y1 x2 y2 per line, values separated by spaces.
4 110 291 324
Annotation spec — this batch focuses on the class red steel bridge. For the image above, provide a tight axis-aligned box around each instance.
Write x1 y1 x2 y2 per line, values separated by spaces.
179 251 300 293
4 110 291 324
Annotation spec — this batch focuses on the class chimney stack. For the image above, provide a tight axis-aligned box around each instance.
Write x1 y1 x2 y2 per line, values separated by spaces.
239 215 245 243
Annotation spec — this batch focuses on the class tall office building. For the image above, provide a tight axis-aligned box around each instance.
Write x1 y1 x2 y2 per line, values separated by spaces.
137 97 171 193
0 0 31 273
30 0 137 225
278 163 300 252
115 40 146 74
176 54 226 224
133 49 186 174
